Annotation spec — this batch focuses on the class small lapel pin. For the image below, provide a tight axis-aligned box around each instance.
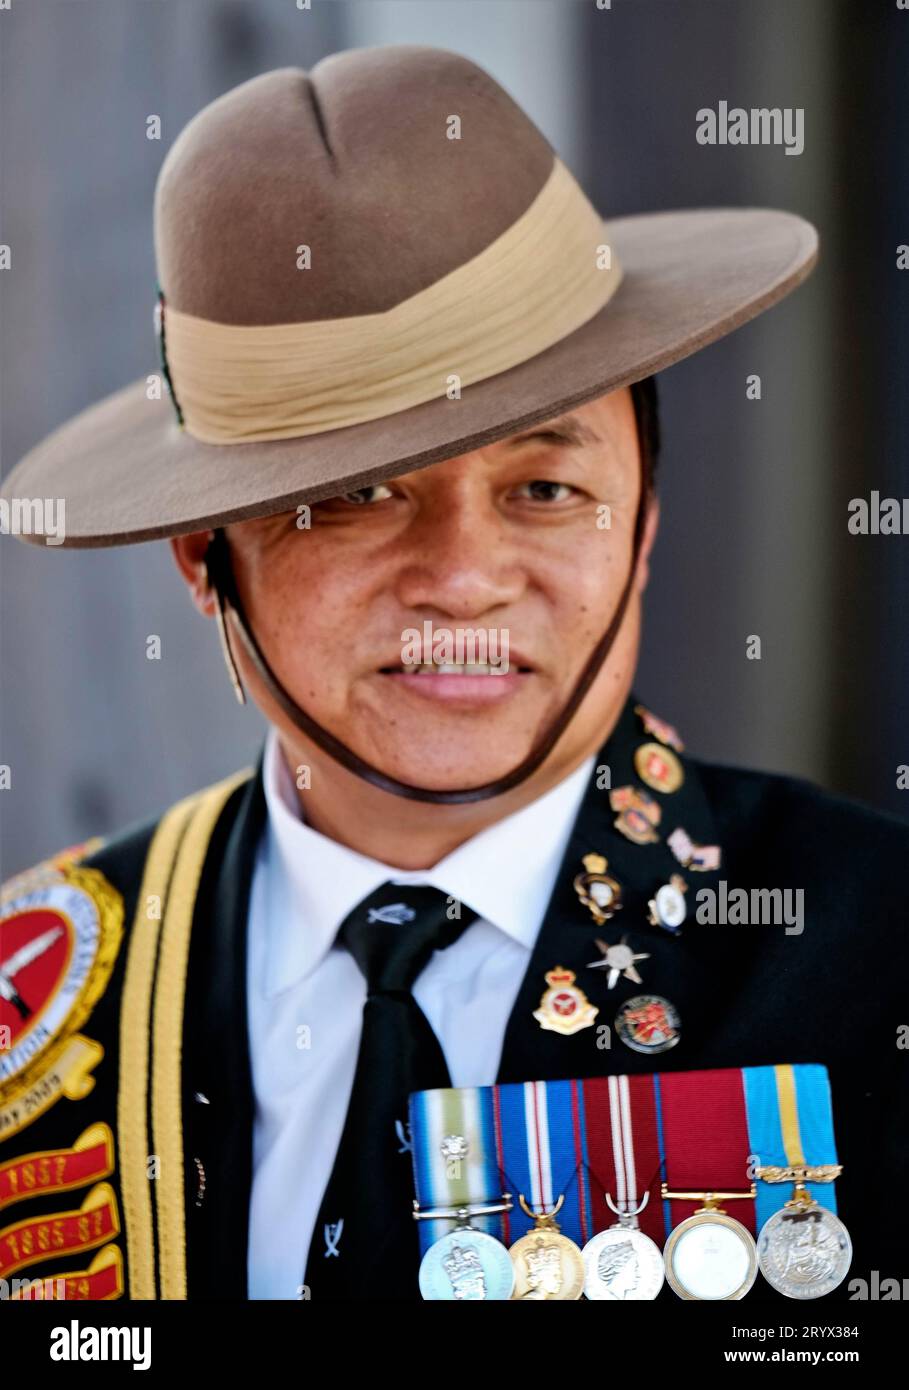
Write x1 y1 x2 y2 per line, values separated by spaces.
634 704 685 752
667 827 721 872
648 874 688 934
634 741 684 795
367 902 416 924
610 786 661 845
573 853 623 924
533 967 599 1035
587 935 650 989
615 994 681 1055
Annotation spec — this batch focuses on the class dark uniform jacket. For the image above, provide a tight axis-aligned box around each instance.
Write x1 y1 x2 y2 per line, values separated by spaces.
1 696 906 1301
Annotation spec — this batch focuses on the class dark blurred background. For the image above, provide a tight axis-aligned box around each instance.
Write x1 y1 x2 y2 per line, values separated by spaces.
1 0 907 876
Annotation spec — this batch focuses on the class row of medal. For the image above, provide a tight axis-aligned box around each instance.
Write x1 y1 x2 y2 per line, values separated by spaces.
415 1167 853 1301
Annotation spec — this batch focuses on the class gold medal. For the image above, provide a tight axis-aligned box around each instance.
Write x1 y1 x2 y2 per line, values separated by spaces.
510 1195 584 1300
662 1186 758 1300
634 742 684 794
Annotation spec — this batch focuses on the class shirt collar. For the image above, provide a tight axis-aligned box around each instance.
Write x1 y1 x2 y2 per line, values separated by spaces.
259 726 596 998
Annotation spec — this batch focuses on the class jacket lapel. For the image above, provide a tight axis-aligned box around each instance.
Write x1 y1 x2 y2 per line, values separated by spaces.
182 755 266 1299
496 694 723 1083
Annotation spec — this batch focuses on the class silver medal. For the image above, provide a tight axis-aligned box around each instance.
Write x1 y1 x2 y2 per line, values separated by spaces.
419 1227 515 1300
583 1195 664 1301
758 1200 852 1299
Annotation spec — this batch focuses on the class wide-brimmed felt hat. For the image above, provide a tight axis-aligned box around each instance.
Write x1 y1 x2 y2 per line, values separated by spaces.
1 44 818 549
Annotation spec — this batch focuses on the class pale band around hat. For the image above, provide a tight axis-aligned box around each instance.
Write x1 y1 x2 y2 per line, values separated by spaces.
161 157 622 445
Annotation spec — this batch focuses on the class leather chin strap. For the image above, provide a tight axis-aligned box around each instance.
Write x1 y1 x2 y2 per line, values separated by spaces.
204 462 648 806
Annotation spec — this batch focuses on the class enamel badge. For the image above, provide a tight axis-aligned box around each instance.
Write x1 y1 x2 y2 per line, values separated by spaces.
634 705 684 752
648 875 688 934
615 994 681 1054
610 786 661 845
573 854 622 925
633 742 684 795
533 968 599 1036
0 865 124 1140
667 827 721 872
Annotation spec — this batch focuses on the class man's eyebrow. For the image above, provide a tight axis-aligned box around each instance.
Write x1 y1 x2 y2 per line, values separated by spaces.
504 413 600 447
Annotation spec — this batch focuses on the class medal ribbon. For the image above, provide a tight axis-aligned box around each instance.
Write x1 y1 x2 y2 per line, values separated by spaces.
408 1086 502 1255
495 1080 588 1245
410 1064 841 1252
653 1067 754 1234
742 1063 839 1230
411 1077 663 1251
581 1075 665 1244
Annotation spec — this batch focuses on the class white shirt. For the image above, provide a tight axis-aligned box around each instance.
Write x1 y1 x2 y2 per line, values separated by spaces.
246 729 595 1299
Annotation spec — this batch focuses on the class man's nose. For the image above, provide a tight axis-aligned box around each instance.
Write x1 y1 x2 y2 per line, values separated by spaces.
392 494 526 620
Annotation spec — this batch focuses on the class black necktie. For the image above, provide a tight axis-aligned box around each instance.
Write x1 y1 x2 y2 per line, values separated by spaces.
303 883 477 1300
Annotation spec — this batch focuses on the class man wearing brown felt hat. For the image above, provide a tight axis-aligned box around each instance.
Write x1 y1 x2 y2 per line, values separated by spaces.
0 46 905 1304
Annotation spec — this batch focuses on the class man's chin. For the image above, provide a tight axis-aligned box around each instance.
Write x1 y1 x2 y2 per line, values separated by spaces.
339 679 556 791
355 744 538 795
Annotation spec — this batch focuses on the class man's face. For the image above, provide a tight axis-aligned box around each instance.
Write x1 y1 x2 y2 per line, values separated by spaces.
174 386 659 793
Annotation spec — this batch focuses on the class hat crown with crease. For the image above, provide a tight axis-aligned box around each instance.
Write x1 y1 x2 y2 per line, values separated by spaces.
155 47 554 325
1 42 819 547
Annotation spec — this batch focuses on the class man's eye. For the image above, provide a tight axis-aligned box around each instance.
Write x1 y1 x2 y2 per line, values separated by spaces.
339 483 395 505
514 481 577 503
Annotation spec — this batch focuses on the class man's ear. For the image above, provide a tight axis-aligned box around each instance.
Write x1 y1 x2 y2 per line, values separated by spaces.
634 494 660 594
170 530 218 618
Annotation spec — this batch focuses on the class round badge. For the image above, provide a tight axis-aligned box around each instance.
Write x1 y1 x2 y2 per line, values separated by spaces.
664 1212 758 1300
634 742 684 795
650 878 687 933
418 1229 515 1301
0 866 123 1127
615 994 681 1054
582 1227 665 1301
510 1230 585 1300
758 1203 852 1299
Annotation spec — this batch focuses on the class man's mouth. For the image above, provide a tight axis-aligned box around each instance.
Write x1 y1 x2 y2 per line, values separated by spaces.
380 662 530 676
376 659 535 704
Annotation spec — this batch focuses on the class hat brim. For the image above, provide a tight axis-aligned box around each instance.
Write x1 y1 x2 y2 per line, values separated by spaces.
2 207 817 548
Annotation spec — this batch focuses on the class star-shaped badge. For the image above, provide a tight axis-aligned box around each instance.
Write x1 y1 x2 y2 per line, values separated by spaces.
586 935 650 989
